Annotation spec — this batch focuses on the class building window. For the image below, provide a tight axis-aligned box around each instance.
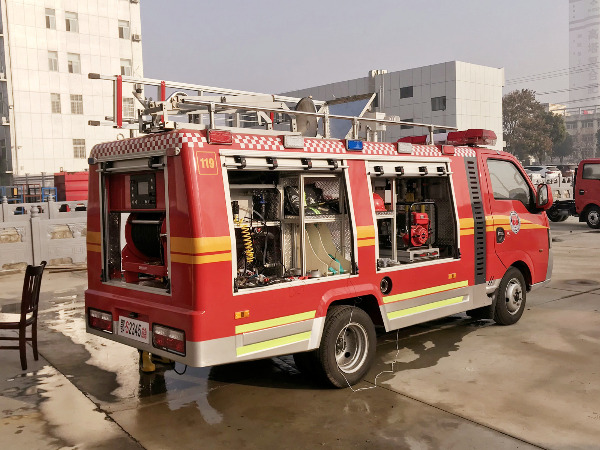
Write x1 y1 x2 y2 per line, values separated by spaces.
118 20 130 39
73 139 86 158
65 12 79 33
431 96 447 112
120 59 132 76
67 53 81 74
400 86 413 99
48 51 59 72
583 120 594 128
51 93 61 113
123 97 135 119
0 139 6 160
70 94 83 114
45 8 56 29
400 118 413 130
566 122 576 130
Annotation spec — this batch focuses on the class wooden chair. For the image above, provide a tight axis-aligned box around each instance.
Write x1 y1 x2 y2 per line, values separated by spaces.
0 261 47 370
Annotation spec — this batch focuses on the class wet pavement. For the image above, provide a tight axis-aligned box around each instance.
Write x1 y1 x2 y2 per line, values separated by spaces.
1 217 599 449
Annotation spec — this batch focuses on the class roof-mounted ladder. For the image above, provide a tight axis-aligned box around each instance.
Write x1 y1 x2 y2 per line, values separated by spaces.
88 73 456 142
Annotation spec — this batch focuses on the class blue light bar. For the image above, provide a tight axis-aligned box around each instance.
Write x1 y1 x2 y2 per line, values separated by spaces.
346 140 363 151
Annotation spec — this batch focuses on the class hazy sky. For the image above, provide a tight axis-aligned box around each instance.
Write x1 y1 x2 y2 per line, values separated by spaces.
140 1 569 103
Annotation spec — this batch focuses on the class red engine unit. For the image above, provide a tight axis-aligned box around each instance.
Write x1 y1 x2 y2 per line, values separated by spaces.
403 211 430 247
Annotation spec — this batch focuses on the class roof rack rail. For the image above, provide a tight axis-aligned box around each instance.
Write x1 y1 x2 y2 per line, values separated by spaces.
88 73 457 142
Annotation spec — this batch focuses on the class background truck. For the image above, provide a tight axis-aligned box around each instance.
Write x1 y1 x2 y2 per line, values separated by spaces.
547 158 600 228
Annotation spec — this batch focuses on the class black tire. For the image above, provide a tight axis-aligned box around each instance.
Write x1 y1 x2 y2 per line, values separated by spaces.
557 215 568 222
585 206 600 229
314 306 376 388
493 267 527 326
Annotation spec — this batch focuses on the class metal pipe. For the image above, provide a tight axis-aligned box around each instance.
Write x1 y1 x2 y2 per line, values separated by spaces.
116 75 123 128
88 73 326 106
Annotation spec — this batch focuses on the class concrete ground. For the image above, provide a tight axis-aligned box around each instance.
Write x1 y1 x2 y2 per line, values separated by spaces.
1 217 599 449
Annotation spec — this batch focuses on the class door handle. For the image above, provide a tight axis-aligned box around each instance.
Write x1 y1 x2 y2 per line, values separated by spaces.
579 189 585 195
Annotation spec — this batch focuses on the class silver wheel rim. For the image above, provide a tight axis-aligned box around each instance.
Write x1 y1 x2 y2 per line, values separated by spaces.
335 322 368 374
505 278 523 315
588 210 600 227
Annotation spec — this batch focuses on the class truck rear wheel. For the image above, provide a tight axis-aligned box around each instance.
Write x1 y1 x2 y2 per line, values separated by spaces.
493 267 527 326
585 206 600 229
315 305 376 388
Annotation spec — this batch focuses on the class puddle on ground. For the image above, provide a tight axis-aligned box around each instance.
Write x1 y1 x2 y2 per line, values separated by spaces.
369 316 483 386
565 279 599 286
40 296 138 404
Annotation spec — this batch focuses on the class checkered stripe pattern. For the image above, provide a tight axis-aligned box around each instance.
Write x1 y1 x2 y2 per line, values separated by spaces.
454 147 477 157
180 132 206 148
363 142 397 155
90 131 205 160
411 145 443 157
234 135 284 151
303 139 346 154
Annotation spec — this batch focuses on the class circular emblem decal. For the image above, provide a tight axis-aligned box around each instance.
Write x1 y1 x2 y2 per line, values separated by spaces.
510 211 521 234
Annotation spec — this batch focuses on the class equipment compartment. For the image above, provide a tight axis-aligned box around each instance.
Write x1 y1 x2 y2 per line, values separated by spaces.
371 168 458 269
227 168 354 290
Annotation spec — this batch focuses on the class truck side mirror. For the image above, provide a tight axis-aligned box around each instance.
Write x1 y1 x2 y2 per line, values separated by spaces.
536 184 553 210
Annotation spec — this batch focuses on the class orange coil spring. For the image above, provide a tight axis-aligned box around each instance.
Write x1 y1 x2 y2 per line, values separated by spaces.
236 220 254 265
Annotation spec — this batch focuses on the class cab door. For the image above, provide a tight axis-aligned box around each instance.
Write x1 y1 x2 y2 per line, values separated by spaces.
481 155 550 284
576 160 600 216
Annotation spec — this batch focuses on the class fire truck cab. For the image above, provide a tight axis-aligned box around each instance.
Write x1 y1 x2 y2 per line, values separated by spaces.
85 75 553 387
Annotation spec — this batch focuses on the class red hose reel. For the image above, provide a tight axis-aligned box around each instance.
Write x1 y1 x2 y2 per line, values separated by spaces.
403 212 430 247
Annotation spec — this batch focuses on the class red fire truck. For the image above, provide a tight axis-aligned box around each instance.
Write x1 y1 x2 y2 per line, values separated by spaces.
85 75 553 387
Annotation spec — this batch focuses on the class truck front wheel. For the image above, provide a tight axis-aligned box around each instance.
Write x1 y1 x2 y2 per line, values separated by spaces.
547 208 568 222
315 305 376 388
585 206 600 229
494 267 527 326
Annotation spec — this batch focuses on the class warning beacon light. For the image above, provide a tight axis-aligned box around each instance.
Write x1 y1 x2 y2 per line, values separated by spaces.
446 129 497 147
397 135 428 145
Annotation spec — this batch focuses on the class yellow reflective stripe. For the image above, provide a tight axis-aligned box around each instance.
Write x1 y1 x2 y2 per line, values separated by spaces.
87 243 101 253
236 331 311 356
459 218 474 228
235 310 316 334
387 296 465 320
460 229 474 236
520 223 548 230
383 280 469 304
171 236 231 254
357 238 376 247
87 231 101 245
356 226 375 239
171 252 232 264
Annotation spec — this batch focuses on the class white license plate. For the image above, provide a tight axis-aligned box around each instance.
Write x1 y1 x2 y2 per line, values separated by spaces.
118 316 150 344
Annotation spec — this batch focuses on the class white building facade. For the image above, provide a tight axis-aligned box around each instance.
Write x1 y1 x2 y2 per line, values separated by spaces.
569 0 600 106
283 61 505 150
0 0 143 185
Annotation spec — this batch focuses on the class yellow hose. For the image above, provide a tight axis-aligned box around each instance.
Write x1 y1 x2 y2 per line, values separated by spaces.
236 219 254 265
